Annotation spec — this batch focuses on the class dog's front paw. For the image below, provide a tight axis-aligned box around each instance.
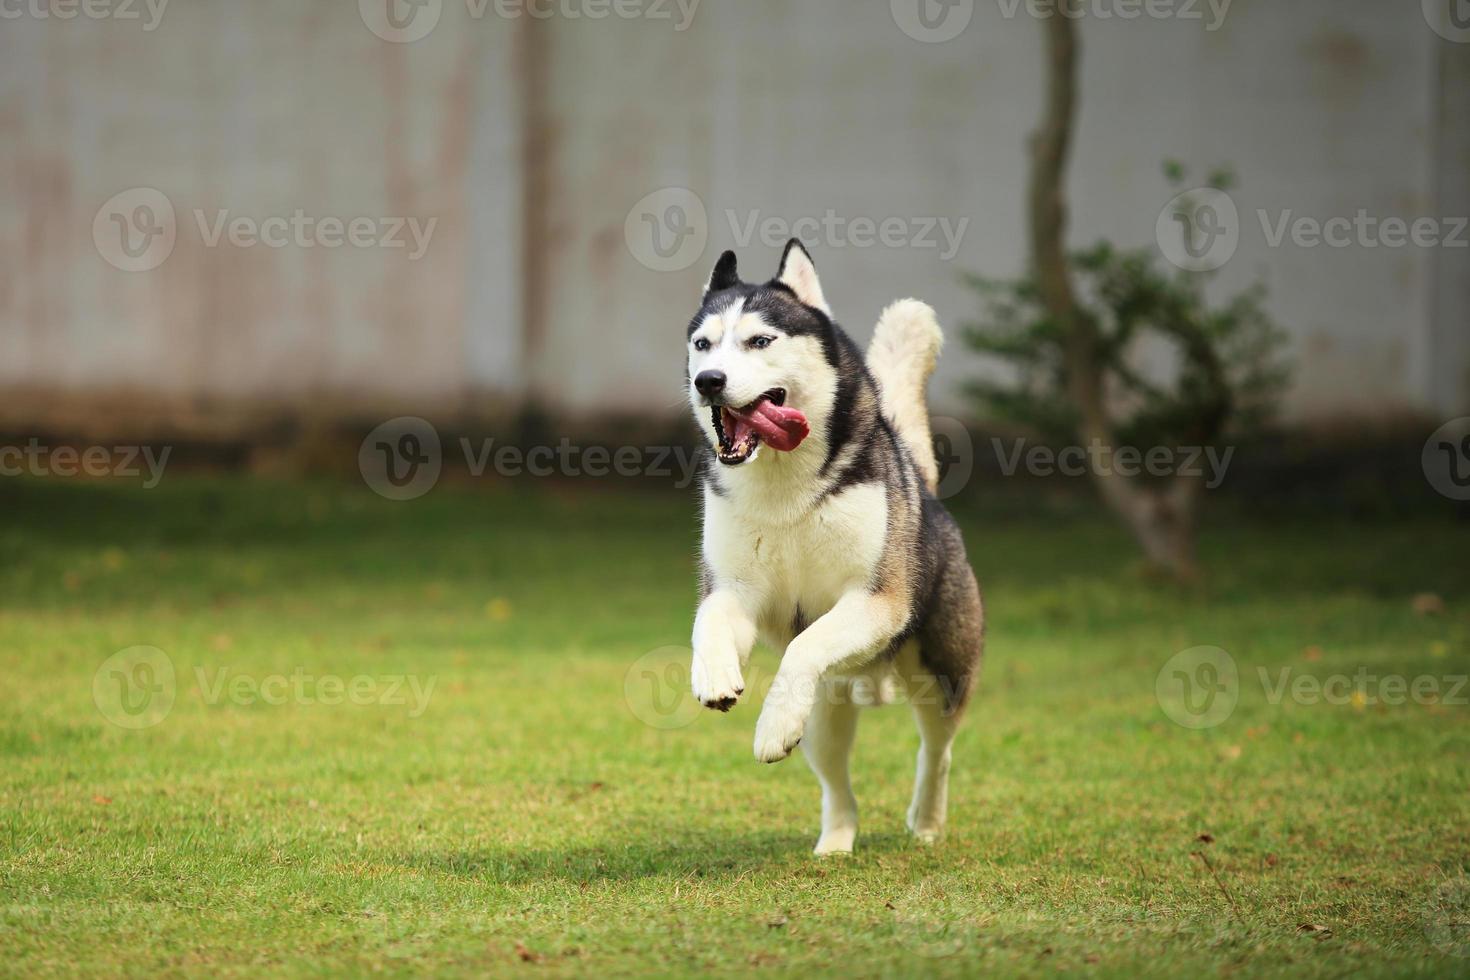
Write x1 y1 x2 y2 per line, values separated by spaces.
690 650 744 712
752 696 808 764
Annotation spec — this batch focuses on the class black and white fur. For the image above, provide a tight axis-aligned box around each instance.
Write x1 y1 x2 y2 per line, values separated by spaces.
687 239 984 854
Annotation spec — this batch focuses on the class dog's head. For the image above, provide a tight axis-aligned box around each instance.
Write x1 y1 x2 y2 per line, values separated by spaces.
687 239 838 466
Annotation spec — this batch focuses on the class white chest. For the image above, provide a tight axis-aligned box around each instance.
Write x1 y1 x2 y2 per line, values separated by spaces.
703 480 888 637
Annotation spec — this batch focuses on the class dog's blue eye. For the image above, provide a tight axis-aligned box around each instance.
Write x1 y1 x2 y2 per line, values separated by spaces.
750 336 774 350
693 338 711 352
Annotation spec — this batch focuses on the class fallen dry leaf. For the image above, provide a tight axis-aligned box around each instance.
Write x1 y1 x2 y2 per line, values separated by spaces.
1197 833 1216 844
1297 923 1333 939
514 941 540 962
1412 593 1445 616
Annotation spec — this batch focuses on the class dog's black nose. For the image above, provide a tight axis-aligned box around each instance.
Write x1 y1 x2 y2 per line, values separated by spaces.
694 370 727 399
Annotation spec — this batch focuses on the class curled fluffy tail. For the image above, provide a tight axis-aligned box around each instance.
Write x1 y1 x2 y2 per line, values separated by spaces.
867 299 944 494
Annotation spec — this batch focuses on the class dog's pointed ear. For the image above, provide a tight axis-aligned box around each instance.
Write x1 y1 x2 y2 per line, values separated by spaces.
775 239 830 314
704 250 740 299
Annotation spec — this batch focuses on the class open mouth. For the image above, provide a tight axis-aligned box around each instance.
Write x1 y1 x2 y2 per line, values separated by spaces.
711 388 810 466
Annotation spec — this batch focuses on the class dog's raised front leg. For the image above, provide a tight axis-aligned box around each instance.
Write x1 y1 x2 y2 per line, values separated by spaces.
753 589 905 763
691 589 756 711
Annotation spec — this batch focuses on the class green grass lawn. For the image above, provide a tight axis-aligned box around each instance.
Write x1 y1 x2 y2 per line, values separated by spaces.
2 476 1468 977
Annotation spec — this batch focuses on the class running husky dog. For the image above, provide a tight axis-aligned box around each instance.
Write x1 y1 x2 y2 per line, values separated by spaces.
686 239 984 855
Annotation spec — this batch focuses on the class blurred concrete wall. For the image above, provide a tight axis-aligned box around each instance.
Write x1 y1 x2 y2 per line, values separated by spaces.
1 0 1466 435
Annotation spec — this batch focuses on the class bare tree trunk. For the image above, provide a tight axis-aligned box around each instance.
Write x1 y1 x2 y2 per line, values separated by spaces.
1116 476 1202 579
1027 3 1199 580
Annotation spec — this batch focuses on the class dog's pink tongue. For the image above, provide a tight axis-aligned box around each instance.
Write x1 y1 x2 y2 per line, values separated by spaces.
730 400 809 452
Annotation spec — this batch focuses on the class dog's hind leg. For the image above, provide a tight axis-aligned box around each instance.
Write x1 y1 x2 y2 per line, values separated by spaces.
904 672 960 845
903 525 984 844
801 679 860 855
